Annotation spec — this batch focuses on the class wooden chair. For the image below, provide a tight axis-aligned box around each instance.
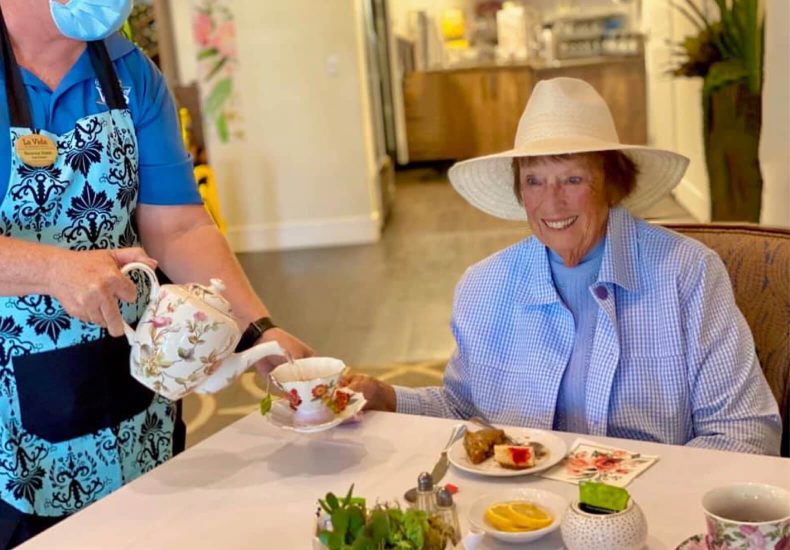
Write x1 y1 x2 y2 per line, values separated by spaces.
664 223 790 457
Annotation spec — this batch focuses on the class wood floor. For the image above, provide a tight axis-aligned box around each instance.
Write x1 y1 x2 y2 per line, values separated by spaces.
181 167 693 445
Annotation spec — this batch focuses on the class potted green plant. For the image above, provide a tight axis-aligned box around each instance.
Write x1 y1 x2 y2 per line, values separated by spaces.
669 0 764 222
314 485 457 550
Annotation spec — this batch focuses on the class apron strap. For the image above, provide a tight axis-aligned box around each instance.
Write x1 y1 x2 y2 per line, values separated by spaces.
87 40 127 110
0 6 33 128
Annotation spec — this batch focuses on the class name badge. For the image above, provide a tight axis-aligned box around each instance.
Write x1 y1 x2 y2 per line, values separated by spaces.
15 134 58 167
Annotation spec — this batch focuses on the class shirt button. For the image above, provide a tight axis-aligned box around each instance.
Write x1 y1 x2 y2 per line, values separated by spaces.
594 286 609 300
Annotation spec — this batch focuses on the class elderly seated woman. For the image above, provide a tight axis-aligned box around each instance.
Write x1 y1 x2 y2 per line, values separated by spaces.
346 78 782 455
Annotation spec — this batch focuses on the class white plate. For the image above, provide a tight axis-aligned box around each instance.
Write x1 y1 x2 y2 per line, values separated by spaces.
266 390 366 434
448 425 567 477
469 488 568 544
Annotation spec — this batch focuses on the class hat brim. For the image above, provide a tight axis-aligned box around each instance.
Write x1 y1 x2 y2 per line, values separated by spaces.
448 137 690 221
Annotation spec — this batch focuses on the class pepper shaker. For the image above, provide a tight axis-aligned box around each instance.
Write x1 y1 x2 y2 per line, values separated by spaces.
435 487 461 544
414 472 435 513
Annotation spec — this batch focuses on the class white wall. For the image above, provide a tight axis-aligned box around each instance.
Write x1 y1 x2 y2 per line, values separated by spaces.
643 0 709 221
760 0 790 227
170 0 380 252
169 0 197 83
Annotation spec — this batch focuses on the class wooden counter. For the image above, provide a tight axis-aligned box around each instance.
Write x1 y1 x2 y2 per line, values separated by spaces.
403 56 646 162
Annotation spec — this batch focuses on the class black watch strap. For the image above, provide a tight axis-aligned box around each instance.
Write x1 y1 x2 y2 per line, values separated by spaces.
235 316 277 352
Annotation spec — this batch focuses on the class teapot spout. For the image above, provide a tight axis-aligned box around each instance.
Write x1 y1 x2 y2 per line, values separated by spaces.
194 340 285 395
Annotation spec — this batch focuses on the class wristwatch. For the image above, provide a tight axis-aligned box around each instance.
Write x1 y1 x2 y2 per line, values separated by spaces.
235 316 277 352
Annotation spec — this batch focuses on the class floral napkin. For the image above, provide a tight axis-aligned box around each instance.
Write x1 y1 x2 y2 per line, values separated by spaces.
539 439 658 487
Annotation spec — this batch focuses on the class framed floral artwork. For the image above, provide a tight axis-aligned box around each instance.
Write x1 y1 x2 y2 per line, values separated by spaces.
191 0 244 143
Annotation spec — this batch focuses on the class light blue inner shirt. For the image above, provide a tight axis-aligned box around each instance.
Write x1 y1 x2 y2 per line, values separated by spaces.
550 237 606 434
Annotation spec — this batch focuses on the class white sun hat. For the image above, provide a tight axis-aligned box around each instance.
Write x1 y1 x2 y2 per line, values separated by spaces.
447 77 690 220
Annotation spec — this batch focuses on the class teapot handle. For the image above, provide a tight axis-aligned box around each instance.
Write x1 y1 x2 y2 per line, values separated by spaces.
119 262 160 343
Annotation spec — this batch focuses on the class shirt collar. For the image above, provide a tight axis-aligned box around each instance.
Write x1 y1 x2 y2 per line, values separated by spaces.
516 239 561 306
597 206 640 293
516 206 640 305
104 32 136 60
15 32 135 91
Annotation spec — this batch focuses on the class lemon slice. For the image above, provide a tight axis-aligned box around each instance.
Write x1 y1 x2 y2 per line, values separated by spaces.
484 504 521 532
505 501 553 530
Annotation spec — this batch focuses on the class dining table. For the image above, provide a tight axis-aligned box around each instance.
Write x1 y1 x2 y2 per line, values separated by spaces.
20 410 790 549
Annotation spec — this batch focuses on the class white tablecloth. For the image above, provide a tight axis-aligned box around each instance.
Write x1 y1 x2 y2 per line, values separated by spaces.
20 411 790 549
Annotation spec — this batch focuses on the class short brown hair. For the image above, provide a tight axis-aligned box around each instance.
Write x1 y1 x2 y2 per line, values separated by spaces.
512 151 638 205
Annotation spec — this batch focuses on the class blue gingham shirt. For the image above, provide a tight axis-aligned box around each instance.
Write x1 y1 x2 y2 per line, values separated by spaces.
396 207 782 455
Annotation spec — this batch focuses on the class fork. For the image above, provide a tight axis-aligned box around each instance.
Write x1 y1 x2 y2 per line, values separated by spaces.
469 415 516 444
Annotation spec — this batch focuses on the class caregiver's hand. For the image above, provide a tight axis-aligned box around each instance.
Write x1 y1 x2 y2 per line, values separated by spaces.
48 247 158 337
253 328 315 376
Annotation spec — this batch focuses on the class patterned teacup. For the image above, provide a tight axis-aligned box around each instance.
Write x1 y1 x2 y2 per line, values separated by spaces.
702 483 790 550
270 357 347 426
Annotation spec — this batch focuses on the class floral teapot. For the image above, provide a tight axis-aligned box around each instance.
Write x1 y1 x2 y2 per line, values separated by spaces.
120 262 284 401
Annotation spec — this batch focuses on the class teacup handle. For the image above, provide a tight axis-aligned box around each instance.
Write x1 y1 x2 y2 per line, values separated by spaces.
120 262 160 343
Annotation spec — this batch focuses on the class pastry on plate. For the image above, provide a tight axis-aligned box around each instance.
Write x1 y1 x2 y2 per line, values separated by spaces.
464 427 506 464
493 444 535 469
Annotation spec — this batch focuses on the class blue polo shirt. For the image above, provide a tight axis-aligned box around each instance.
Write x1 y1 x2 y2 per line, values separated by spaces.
0 33 201 205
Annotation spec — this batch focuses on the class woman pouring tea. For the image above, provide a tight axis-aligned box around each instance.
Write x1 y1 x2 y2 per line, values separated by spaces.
0 1 313 545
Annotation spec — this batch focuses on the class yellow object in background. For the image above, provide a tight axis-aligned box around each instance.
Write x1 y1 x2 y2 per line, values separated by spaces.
194 164 227 235
440 8 466 41
445 38 470 50
179 107 192 153
178 107 227 235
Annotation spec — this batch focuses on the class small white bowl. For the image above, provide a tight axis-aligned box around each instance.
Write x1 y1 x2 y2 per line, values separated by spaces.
560 499 648 550
468 488 568 544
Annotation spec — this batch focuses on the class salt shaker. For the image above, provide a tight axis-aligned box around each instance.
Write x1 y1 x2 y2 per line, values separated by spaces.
435 487 461 544
414 472 435 513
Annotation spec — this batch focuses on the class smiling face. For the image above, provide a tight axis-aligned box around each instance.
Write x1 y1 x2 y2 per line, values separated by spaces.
517 154 611 267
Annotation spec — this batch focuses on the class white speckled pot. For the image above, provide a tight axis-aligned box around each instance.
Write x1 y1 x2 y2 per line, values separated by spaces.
561 499 648 550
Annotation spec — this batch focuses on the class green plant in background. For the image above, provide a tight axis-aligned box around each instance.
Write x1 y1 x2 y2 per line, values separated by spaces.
120 5 159 64
120 20 133 41
670 0 762 94
669 0 765 222
316 486 454 550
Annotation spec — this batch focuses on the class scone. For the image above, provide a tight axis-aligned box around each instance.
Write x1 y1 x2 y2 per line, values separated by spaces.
493 444 535 469
463 428 506 464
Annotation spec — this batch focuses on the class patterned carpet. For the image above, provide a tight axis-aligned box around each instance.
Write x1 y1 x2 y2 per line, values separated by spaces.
182 360 446 446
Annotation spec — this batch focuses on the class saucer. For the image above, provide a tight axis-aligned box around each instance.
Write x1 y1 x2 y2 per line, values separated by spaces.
675 533 709 550
266 389 366 434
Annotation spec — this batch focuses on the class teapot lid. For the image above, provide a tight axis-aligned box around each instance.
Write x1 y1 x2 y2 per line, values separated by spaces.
182 279 233 316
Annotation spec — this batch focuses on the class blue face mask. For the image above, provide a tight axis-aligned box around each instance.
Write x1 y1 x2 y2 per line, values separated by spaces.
50 0 134 41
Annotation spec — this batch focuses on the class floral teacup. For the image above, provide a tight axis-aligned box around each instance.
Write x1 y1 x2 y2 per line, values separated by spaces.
702 483 790 550
270 357 347 426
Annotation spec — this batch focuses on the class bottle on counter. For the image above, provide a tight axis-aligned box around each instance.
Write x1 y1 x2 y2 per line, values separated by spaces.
414 472 436 513
541 23 555 63
435 487 461 544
